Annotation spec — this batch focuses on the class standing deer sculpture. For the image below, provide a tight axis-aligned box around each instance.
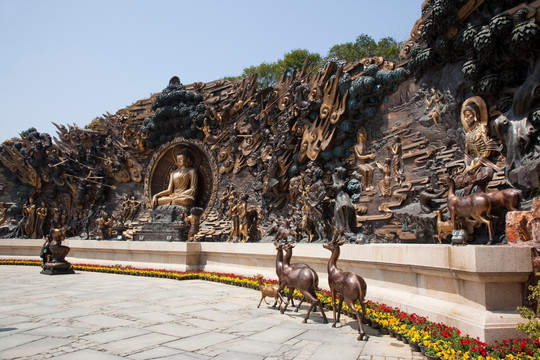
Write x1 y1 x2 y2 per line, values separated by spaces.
444 176 494 244
274 242 305 310
433 209 453 244
323 226 368 340
277 243 328 324
256 273 284 308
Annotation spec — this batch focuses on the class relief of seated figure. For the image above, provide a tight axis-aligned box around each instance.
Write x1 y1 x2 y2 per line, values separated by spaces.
152 151 198 208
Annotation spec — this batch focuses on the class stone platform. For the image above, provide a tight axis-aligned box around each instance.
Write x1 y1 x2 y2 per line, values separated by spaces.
0 265 422 360
0 238 533 343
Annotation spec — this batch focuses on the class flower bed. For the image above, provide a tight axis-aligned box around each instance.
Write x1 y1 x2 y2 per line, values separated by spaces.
2 259 539 359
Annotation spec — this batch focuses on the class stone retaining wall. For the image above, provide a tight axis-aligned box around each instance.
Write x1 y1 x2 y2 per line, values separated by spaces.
0 238 532 343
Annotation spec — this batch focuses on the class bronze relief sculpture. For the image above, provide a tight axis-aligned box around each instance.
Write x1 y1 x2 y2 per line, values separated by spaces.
0 2 537 247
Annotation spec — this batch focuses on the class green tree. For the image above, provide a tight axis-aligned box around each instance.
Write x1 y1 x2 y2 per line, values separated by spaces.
327 34 402 63
276 49 322 79
86 117 101 131
242 62 279 89
235 49 322 89
223 35 401 87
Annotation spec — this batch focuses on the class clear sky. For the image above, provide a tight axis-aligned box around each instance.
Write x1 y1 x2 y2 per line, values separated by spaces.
0 0 424 140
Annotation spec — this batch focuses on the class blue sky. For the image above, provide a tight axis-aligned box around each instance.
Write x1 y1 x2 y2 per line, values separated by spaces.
0 0 424 140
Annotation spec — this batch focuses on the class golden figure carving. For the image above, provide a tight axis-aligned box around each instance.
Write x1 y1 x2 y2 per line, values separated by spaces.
35 202 48 239
23 197 37 238
376 158 393 197
237 194 249 243
97 211 114 240
388 135 403 184
152 151 198 207
227 191 240 242
455 96 502 194
351 127 376 193
424 88 444 125
461 97 498 174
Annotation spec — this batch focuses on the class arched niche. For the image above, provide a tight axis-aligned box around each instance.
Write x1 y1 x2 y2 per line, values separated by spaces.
144 138 218 219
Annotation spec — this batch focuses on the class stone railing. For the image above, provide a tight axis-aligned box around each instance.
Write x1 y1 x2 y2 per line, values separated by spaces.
0 238 532 343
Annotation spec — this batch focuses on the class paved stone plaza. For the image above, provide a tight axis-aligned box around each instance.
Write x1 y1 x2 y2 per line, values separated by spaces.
0 266 424 360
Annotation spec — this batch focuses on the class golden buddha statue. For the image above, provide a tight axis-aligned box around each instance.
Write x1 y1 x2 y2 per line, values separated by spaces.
152 151 198 207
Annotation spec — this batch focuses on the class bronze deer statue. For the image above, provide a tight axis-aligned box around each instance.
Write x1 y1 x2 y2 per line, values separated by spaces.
444 176 494 244
256 274 284 308
277 243 328 323
274 242 306 311
323 226 368 341
485 188 522 211
433 208 453 244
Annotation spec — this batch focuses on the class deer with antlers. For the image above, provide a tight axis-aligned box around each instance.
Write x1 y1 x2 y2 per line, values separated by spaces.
274 241 305 311
323 226 368 340
277 242 328 324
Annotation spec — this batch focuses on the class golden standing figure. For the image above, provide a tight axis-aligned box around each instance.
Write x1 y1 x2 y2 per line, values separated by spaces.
376 158 393 197
35 202 48 239
351 127 376 193
23 197 37 238
152 151 198 207
388 135 403 184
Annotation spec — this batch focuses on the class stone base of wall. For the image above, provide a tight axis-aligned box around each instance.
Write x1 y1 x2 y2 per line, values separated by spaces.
0 238 532 343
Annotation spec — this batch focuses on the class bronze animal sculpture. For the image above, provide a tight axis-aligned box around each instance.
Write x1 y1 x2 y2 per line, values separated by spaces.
256 273 283 308
444 176 494 245
274 242 305 311
433 209 453 244
323 227 368 340
485 188 522 211
277 243 328 323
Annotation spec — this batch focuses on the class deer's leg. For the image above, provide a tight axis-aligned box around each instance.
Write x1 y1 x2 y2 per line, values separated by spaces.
294 295 305 312
358 298 368 341
344 298 368 341
302 291 317 323
336 294 344 324
273 292 283 308
277 283 289 313
258 296 264 308
331 290 338 327
302 291 327 324
317 298 328 324
474 214 494 245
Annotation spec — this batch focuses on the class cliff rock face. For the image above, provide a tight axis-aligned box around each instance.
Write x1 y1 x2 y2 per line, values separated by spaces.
1 1 538 244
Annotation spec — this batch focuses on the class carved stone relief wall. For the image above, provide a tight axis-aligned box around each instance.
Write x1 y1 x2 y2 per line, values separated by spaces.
0 1 538 244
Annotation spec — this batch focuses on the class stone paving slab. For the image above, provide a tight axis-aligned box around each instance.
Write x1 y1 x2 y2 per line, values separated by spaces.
0 266 424 359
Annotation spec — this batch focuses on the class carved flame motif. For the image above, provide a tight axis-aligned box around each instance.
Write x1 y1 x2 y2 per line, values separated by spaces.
0 144 41 189
217 147 234 174
298 66 348 163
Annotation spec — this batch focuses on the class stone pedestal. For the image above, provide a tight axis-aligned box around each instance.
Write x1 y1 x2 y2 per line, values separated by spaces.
133 205 190 241
41 261 75 275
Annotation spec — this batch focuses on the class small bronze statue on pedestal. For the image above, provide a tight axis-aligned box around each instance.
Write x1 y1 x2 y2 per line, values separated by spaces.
40 228 74 275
